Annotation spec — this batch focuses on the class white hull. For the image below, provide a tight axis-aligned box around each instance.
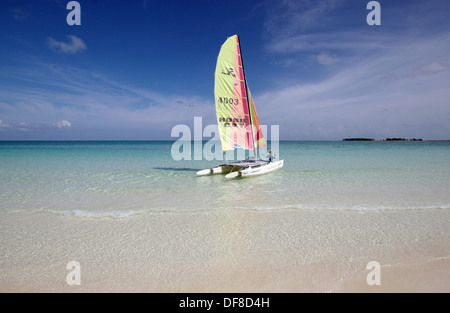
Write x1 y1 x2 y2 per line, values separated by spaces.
196 164 231 176
238 159 284 178
197 159 284 178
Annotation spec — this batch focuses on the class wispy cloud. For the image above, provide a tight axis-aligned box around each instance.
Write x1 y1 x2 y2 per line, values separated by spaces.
252 0 450 139
11 8 29 21
266 31 387 55
0 59 213 139
264 0 339 38
47 35 87 54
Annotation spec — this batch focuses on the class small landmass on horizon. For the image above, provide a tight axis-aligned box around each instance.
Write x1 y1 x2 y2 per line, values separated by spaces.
343 138 424 141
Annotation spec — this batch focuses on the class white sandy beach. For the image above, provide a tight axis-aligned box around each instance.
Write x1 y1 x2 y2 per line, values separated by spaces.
1 208 449 293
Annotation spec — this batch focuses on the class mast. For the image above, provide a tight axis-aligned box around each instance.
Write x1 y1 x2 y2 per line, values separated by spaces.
236 34 257 158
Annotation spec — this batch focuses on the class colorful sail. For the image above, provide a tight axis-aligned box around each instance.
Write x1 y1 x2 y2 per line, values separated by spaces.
214 35 266 152
248 89 267 148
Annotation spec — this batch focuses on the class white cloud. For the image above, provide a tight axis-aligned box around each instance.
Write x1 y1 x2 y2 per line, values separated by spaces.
53 120 72 129
317 52 339 65
409 61 450 78
0 120 11 130
17 121 32 132
47 35 87 54
19 121 31 127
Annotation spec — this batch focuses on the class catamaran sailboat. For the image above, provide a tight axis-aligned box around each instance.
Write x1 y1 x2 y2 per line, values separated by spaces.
196 34 284 179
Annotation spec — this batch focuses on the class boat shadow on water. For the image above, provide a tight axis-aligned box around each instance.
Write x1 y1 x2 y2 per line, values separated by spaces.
152 167 199 172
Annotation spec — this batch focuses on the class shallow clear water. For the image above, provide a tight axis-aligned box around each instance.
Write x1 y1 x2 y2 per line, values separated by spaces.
1 140 450 292
1 140 449 217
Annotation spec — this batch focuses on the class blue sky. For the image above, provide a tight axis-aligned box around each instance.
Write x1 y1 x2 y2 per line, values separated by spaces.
1 0 449 140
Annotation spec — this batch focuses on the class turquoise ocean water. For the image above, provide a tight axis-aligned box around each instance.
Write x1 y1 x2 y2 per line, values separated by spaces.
1 140 449 217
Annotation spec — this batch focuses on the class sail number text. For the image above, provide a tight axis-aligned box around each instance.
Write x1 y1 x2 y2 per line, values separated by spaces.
217 97 239 106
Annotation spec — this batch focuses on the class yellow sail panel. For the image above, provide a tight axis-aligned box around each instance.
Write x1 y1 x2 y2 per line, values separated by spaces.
214 35 252 151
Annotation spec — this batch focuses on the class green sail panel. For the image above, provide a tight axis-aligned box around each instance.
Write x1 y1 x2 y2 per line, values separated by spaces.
214 35 265 152
214 35 251 151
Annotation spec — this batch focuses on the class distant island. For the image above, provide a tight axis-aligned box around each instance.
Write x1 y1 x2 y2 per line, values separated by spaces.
385 138 423 141
342 138 374 141
343 138 423 141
